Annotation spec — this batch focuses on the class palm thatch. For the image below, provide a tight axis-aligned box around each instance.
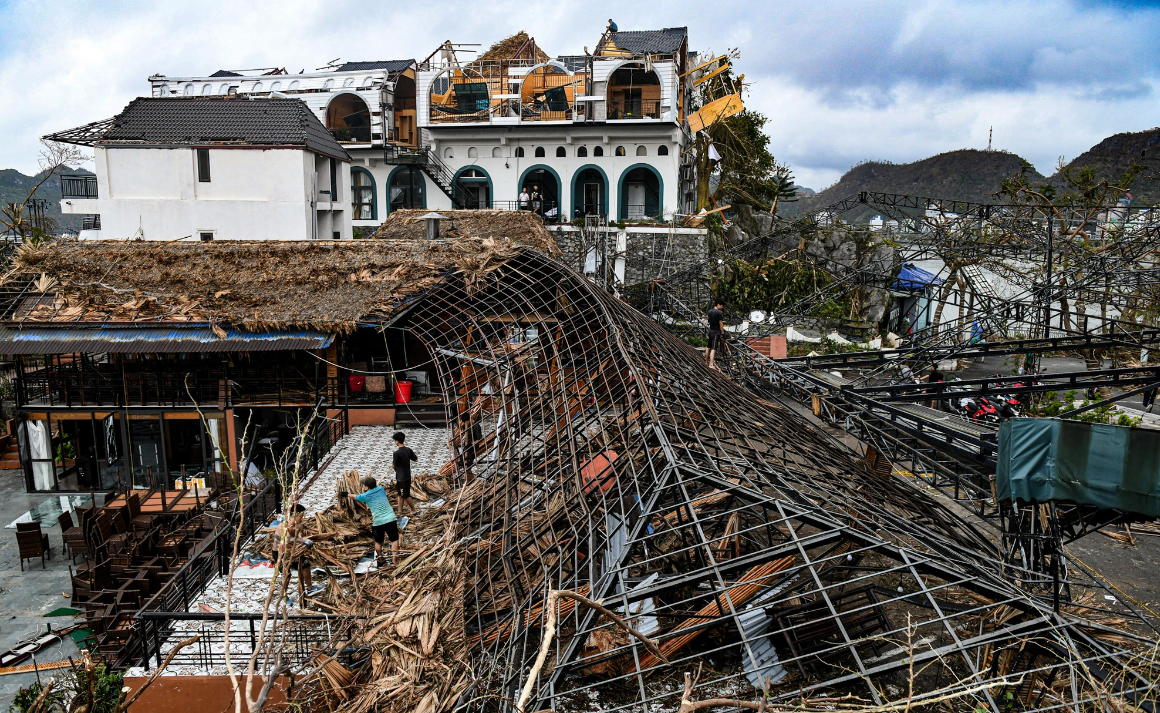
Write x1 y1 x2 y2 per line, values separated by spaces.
371 209 555 246
472 31 550 66
9 222 558 333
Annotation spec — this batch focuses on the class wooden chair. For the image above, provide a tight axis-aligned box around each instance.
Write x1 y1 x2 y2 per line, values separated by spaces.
16 523 51 570
127 493 156 534
58 511 77 559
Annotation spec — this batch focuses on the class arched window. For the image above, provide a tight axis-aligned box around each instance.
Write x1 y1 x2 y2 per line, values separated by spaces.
343 77 355 87
636 146 647 156
288 80 300 91
492 147 503 158
184 84 194 95
219 84 230 95
577 146 588 158
454 168 491 209
515 147 525 158
351 168 377 221
252 82 263 93
362 76 374 88
389 167 425 213
615 146 626 156
535 147 546 158
323 78 335 90
444 147 454 159
657 145 669 156
619 165 663 221
556 147 566 157
468 147 478 158
201 84 212 96
326 94 372 142
270 81 282 92
593 146 604 157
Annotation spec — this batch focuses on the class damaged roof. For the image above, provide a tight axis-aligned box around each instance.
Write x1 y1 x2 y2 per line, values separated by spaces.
97 97 350 161
6 214 556 334
371 209 556 243
335 59 414 73
607 27 687 55
209 69 242 78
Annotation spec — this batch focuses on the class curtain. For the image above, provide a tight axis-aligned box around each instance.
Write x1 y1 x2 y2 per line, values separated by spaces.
27 419 55 491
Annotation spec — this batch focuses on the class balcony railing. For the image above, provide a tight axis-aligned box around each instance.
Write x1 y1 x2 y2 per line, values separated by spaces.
329 126 372 143
61 175 98 199
607 99 661 120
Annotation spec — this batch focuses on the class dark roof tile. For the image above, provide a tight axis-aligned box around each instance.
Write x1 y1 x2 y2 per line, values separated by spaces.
609 27 687 55
335 59 414 73
209 70 242 78
99 97 350 161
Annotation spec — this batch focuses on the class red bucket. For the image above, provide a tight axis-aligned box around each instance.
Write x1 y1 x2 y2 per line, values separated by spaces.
394 380 413 404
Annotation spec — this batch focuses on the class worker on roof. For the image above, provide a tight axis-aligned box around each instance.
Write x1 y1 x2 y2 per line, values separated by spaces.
707 298 725 371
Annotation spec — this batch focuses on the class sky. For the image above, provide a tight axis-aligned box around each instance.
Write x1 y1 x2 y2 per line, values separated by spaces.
2 0 1159 190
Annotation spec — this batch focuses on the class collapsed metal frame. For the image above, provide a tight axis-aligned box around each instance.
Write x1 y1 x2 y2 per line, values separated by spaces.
384 248 1159 713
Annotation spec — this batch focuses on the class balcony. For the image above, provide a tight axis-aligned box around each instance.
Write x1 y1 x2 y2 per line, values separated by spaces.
329 126 372 143
61 175 97 199
607 99 661 120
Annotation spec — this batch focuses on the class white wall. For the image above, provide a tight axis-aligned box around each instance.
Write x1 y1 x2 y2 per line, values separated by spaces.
346 123 686 223
63 146 351 240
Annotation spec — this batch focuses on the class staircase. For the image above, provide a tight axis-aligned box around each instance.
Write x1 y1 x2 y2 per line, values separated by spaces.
0 424 20 470
383 145 466 208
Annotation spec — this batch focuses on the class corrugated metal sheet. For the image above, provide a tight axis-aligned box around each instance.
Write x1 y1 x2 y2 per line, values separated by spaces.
0 325 333 354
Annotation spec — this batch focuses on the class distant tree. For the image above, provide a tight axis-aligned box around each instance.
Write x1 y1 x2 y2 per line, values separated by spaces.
1 139 88 244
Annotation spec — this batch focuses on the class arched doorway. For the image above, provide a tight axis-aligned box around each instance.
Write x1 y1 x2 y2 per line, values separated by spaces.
454 168 492 209
570 165 608 219
617 164 663 221
388 166 426 213
606 64 661 120
518 165 561 221
326 94 372 142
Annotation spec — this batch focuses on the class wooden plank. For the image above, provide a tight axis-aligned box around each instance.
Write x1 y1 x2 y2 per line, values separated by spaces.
0 659 73 676
687 93 744 133
693 63 730 86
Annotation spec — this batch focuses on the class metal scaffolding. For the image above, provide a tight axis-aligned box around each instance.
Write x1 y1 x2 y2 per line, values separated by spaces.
385 246 1158 713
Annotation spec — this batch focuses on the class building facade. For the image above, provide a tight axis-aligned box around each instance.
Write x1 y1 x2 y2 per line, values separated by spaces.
51 98 353 241
136 28 696 234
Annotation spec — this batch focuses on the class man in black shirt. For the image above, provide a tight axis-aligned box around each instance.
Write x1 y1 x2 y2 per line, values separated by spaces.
707 299 725 370
392 431 418 515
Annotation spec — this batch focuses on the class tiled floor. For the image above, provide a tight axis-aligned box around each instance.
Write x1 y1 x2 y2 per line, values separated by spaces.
124 426 453 677
0 470 84 710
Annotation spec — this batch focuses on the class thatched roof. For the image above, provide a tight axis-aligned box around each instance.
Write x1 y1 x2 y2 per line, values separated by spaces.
472 32 550 66
9 226 558 333
371 209 554 243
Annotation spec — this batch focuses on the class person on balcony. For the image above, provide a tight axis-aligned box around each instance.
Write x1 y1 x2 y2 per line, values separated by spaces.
531 185 543 216
519 188 530 211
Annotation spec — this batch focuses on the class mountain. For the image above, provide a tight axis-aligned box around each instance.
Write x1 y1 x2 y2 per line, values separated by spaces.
1049 127 1160 205
0 167 92 232
781 149 1040 221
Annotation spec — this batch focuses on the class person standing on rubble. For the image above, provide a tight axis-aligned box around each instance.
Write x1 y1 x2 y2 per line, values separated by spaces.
707 299 725 371
347 476 399 567
274 504 319 601
392 431 418 515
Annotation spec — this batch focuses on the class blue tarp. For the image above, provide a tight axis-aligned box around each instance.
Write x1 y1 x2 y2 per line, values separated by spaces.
996 418 1160 517
893 263 941 292
0 325 333 354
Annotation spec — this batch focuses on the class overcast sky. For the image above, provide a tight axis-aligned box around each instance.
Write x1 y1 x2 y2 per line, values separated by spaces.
2 0 1158 190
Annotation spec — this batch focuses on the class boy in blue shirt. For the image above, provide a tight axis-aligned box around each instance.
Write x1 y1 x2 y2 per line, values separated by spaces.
346 475 399 566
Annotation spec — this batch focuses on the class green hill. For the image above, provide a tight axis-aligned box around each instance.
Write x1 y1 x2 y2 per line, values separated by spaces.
0 167 92 232
782 149 1041 221
1049 128 1160 205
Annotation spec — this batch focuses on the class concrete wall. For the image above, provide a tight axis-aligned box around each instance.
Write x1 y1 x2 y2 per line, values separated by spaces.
63 146 351 241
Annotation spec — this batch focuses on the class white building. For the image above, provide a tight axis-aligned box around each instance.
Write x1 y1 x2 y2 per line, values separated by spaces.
50 97 353 241
135 28 696 234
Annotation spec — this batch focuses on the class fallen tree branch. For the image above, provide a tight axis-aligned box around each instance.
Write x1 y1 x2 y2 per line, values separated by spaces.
516 589 667 713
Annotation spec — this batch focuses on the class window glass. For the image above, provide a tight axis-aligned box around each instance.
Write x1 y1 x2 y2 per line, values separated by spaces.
352 169 375 220
636 146 647 156
615 146 626 156
556 147 566 157
658 145 669 156
515 147 525 157
593 146 604 157
535 147 545 158
577 146 587 157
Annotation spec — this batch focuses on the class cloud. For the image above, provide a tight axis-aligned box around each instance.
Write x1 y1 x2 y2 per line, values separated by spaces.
1 0 1158 194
